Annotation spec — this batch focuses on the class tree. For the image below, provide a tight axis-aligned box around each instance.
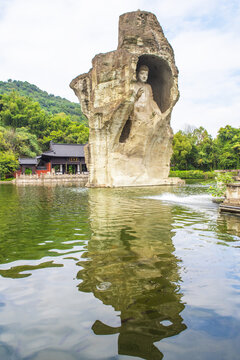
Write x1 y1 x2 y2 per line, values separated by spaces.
0 93 89 152
208 172 234 198
171 131 193 170
214 125 240 169
0 126 41 157
170 125 240 171
192 127 214 170
0 92 50 138
0 151 18 179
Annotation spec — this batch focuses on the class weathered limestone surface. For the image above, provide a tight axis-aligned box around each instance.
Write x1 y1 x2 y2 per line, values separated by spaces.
220 182 240 214
224 183 240 206
70 10 182 187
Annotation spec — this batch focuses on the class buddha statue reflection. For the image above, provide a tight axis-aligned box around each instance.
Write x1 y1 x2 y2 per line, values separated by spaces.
76 189 186 359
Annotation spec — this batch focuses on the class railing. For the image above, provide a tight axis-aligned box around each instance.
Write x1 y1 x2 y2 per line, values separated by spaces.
14 172 89 184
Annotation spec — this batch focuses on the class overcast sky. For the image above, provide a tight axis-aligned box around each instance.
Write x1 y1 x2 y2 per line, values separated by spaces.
0 0 239 136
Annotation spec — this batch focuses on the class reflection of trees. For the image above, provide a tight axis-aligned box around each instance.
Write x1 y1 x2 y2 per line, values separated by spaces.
0 185 90 277
77 188 186 359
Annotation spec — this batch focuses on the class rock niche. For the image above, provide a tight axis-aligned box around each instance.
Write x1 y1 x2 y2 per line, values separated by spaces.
70 10 182 187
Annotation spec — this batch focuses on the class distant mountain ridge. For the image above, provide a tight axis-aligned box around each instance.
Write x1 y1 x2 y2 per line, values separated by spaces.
0 79 86 123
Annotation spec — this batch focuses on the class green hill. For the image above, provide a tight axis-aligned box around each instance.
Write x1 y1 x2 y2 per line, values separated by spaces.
0 79 86 123
0 85 89 179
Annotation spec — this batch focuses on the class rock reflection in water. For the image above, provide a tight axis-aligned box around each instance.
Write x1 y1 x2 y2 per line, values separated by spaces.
217 212 240 244
76 188 186 359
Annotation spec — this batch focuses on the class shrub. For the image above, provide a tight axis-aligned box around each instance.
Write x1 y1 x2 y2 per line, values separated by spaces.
24 168 32 175
0 151 18 180
208 172 234 197
169 170 216 179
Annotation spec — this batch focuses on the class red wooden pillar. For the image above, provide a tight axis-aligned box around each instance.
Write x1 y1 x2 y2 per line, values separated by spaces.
46 162 51 172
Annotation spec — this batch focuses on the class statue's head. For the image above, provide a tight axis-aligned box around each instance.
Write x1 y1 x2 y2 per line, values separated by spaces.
137 65 149 83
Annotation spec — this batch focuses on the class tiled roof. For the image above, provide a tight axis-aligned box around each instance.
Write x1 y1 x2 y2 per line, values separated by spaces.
41 143 86 157
19 158 38 165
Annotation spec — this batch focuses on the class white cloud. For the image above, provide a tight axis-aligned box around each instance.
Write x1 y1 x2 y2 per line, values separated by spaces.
170 22 240 135
0 0 239 136
147 0 218 19
0 0 142 98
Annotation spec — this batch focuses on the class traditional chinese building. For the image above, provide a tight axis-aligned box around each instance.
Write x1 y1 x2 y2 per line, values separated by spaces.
39 142 87 174
18 158 38 174
17 142 87 175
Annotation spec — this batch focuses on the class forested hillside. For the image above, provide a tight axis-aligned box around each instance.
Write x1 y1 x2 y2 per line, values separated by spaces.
0 79 86 123
0 90 89 179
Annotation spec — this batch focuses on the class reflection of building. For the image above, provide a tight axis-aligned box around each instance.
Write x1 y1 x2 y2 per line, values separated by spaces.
16 142 87 176
218 212 240 238
76 189 186 359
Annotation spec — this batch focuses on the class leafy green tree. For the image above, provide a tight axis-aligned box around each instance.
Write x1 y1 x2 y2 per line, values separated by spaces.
0 126 41 157
208 172 234 198
65 123 89 144
171 131 193 170
0 92 50 138
214 125 240 169
0 130 9 152
171 125 240 171
0 93 89 152
192 127 214 170
0 151 18 179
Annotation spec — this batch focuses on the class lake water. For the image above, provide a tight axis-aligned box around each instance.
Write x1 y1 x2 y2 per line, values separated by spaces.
0 184 240 360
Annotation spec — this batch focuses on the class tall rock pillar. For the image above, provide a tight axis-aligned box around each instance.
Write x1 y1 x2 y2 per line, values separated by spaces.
70 10 181 187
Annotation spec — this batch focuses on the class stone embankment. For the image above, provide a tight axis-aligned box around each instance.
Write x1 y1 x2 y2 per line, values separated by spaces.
13 173 89 186
220 182 240 214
